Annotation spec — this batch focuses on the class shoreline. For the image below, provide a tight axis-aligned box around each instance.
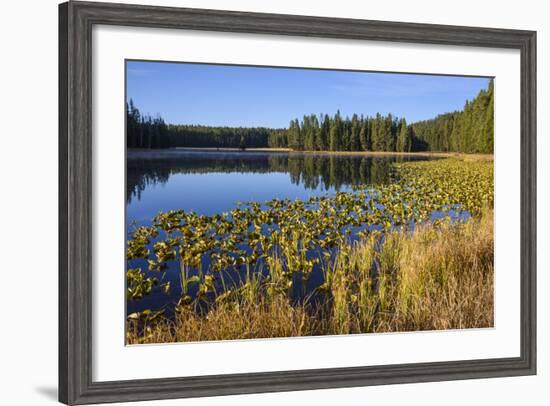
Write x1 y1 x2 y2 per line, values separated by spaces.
126 158 494 343
128 147 493 160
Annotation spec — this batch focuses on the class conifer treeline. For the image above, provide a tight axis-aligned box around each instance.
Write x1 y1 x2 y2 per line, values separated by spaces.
274 80 493 153
268 112 422 152
127 99 283 149
127 80 493 153
412 80 494 153
126 99 171 149
167 124 282 149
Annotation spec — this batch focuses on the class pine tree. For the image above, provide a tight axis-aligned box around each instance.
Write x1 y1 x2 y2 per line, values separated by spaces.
319 114 330 150
288 119 301 150
342 117 351 151
313 114 324 151
482 80 494 154
410 81 493 153
329 112 342 151
350 114 361 151
370 114 381 151
384 114 396 152
303 115 314 151
360 118 371 151
396 118 408 152
239 134 246 150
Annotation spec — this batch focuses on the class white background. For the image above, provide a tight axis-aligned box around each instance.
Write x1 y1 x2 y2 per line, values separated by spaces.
0 0 547 404
93 25 521 381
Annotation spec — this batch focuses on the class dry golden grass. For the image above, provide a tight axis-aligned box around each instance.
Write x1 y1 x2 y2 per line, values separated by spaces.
349 208 493 333
127 296 322 344
127 209 493 344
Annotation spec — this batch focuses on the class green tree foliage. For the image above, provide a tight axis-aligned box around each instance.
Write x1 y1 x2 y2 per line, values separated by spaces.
126 99 170 149
301 114 320 151
350 114 361 151
287 119 302 150
384 114 397 152
318 114 330 150
329 111 342 151
396 118 414 152
239 134 246 150
370 113 385 151
359 116 370 151
168 124 277 149
412 80 494 153
127 100 281 150
126 81 493 154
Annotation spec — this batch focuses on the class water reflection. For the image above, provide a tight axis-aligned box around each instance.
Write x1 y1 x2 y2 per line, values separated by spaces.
127 150 425 206
125 150 437 315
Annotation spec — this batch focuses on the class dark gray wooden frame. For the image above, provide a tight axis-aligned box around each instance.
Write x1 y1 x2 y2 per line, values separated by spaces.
59 1 537 404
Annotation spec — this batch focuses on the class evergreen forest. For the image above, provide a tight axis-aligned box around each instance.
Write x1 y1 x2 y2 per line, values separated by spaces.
126 80 493 154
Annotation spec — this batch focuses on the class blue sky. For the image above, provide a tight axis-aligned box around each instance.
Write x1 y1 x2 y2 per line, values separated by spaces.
126 60 491 128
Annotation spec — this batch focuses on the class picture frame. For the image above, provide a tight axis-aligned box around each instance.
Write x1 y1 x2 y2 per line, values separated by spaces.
59 1 537 404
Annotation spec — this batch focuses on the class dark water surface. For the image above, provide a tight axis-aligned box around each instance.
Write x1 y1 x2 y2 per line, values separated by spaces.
126 150 436 315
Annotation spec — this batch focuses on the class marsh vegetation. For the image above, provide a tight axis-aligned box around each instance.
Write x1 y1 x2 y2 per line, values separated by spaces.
126 155 493 343
125 62 494 343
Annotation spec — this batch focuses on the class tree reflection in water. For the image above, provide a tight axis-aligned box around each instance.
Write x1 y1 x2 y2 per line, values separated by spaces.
126 151 424 204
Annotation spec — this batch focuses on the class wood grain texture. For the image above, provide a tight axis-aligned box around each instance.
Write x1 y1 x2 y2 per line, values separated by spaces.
58 1 537 404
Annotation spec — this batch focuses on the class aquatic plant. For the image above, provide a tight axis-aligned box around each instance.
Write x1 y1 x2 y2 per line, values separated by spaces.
126 157 494 339
127 206 494 343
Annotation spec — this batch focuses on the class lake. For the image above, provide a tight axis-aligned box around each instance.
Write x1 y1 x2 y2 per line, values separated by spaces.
126 150 436 315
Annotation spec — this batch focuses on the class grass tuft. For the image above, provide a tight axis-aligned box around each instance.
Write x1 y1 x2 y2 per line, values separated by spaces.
127 208 493 344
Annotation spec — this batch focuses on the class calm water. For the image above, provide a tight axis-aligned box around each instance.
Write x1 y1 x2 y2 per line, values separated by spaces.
126 150 435 315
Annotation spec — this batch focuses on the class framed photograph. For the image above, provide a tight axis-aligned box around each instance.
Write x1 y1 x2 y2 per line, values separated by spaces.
59 1 536 404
